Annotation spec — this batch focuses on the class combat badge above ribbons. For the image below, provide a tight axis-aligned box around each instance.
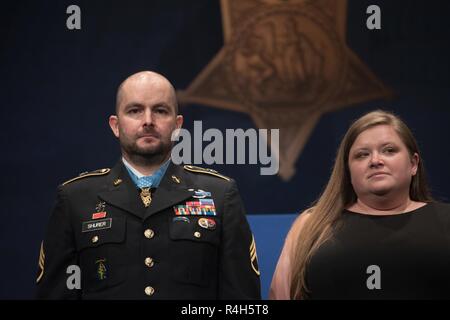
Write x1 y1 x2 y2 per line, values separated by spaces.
188 189 212 199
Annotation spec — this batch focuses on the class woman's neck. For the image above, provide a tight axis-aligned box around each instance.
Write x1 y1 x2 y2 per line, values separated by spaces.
348 196 426 215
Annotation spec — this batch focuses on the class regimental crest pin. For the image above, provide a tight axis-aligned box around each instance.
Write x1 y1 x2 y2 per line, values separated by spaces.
92 201 107 220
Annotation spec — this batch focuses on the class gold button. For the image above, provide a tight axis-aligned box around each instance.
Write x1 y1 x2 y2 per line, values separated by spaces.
144 286 155 296
91 236 99 243
144 229 154 239
194 231 201 238
144 257 154 268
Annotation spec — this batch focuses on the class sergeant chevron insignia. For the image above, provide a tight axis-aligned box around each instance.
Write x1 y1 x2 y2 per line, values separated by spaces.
250 235 260 276
36 241 45 283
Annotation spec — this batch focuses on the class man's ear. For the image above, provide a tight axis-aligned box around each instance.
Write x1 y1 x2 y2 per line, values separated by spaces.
109 115 120 138
176 115 183 129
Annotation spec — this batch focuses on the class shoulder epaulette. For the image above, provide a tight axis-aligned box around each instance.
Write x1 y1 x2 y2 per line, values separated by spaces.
62 168 110 186
183 165 231 181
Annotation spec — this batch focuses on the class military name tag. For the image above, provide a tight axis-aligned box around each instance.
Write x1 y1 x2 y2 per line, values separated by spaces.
82 218 112 233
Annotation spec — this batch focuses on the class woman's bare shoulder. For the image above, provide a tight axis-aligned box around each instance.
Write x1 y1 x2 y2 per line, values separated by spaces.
286 208 313 243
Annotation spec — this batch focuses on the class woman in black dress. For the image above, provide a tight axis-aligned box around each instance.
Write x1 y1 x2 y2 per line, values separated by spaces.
270 110 450 299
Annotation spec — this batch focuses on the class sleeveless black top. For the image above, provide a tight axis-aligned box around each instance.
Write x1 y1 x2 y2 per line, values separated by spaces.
305 202 450 299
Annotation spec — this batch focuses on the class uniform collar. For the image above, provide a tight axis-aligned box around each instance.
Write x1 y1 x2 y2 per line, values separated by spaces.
98 161 194 220
122 157 171 188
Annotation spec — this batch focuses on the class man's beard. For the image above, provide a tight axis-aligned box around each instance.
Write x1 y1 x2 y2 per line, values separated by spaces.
121 136 172 166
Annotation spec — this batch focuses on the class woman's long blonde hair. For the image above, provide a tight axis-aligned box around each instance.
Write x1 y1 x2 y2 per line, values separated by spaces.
290 110 433 299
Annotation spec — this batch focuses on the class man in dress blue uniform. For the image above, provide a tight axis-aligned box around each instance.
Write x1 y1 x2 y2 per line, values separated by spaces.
36 71 261 299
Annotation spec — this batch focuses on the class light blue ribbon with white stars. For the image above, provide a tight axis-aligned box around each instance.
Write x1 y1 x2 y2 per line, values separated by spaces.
123 159 170 189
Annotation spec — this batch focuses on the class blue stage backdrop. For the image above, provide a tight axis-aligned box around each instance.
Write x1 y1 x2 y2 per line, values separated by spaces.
1 0 450 299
